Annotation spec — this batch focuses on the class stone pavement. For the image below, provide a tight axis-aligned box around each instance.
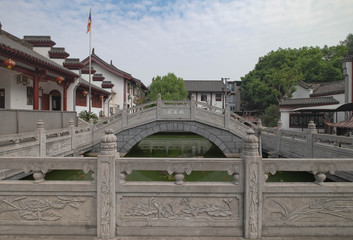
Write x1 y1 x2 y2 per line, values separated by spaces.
1 236 352 240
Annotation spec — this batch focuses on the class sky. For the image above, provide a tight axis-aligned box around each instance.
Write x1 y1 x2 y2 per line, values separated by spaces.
0 0 352 86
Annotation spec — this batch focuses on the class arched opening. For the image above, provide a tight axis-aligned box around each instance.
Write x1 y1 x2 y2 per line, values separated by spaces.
49 90 61 111
125 132 225 158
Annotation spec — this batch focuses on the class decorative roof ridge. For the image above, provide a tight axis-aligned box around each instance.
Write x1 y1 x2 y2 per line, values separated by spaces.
1 29 33 49
48 47 70 58
64 58 81 63
49 47 66 52
23 35 56 47
81 51 132 79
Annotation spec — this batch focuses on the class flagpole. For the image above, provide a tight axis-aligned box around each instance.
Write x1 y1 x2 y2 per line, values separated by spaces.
88 8 92 118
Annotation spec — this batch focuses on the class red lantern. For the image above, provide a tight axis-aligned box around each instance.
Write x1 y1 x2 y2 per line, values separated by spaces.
100 95 104 100
56 76 64 84
83 90 88 96
3 59 16 69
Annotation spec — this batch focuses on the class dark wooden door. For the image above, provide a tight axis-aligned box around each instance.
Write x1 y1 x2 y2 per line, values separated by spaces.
0 89 5 108
42 94 49 110
52 96 61 111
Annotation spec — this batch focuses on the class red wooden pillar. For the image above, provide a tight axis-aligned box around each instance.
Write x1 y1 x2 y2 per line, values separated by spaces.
63 82 68 111
33 74 39 110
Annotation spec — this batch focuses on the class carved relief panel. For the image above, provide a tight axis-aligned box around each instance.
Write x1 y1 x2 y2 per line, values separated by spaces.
0 195 95 223
118 196 241 226
264 196 353 225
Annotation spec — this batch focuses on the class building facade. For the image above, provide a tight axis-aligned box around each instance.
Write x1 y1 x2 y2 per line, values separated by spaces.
0 25 147 118
279 56 353 132
184 80 226 109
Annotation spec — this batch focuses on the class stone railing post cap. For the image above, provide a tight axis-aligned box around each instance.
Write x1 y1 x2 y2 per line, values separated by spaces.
244 128 258 143
101 128 117 143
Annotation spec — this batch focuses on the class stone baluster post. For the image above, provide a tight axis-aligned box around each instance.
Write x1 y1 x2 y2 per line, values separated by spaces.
224 103 230 129
36 119 46 157
69 119 75 151
243 128 263 239
190 95 196 120
97 129 117 239
306 121 317 158
89 118 94 145
122 102 127 128
156 93 162 120
276 120 283 156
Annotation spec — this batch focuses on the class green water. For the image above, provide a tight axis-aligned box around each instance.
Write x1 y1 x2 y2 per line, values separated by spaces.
21 133 319 182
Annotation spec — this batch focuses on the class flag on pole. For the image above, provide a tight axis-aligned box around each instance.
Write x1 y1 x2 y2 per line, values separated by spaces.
87 11 92 33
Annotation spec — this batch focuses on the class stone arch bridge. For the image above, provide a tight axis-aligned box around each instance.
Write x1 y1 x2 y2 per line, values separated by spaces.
96 97 257 157
0 97 257 160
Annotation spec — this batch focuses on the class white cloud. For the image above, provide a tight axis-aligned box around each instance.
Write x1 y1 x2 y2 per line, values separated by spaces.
0 0 352 85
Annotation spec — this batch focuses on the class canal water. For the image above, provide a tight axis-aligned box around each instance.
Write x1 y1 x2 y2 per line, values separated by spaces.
22 132 316 182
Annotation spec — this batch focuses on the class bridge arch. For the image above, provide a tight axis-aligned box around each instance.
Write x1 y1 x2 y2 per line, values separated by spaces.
117 121 244 157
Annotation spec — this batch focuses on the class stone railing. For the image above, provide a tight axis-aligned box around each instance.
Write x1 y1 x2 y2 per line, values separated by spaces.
1 129 353 239
0 109 77 135
261 120 353 158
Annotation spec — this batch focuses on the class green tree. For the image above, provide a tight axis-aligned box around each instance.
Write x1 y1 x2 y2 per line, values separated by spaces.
340 33 353 54
148 73 188 101
241 43 347 111
241 48 304 111
78 110 98 122
262 105 280 127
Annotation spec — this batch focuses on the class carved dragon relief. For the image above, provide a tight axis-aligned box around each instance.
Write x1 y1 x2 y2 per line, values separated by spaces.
0 196 84 221
269 198 353 223
123 197 237 222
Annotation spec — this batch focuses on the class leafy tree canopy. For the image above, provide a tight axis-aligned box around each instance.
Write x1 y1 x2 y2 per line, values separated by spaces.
148 73 188 101
241 34 351 111
340 33 353 54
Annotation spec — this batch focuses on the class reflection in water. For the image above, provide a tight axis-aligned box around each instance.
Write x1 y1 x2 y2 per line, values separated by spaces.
126 133 225 158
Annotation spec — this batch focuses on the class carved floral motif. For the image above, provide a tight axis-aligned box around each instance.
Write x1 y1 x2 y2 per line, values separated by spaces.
0 196 84 221
249 170 259 237
124 197 235 221
271 198 353 223
100 163 111 235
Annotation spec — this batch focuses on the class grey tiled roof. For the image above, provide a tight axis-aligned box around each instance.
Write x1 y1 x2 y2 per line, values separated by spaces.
78 78 110 94
81 51 132 78
297 81 313 90
0 30 77 76
279 96 339 107
310 80 345 97
184 80 225 93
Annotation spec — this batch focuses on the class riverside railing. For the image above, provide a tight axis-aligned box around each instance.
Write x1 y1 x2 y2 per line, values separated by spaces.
0 129 353 239
261 120 353 158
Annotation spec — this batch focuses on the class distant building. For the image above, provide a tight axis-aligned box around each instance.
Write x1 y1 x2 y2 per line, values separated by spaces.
184 80 226 109
81 50 147 116
279 55 353 132
0 28 78 112
225 80 242 112
0 24 147 117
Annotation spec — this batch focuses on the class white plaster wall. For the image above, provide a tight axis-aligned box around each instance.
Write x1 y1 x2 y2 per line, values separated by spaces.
32 47 50 58
67 77 80 112
210 93 223 108
10 72 32 110
291 85 312 98
345 61 352 103
280 109 291 130
0 68 13 109
87 62 125 112
51 58 65 66
39 81 63 110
